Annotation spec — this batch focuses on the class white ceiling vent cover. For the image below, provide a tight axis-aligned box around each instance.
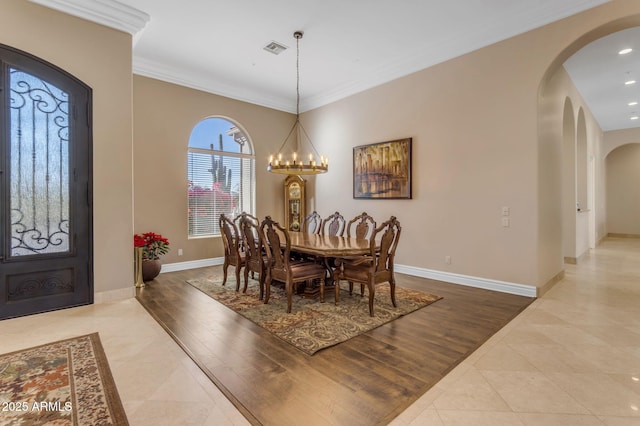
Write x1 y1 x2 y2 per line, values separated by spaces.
263 41 288 55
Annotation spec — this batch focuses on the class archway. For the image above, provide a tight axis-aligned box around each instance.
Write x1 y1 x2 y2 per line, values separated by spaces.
562 97 577 261
605 143 640 235
537 16 640 282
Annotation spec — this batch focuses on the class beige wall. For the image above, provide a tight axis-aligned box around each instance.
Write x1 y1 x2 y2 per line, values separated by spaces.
604 127 640 155
8 0 640 297
540 66 604 269
1 0 134 296
302 1 640 289
132 76 294 265
605 129 640 235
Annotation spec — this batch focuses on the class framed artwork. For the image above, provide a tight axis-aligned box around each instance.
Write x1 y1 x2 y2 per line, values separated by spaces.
353 138 412 199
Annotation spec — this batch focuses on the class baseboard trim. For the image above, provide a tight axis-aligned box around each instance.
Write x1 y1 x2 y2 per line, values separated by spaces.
95 286 135 303
161 257 224 273
161 258 537 298
538 270 564 297
607 233 640 239
395 264 537 298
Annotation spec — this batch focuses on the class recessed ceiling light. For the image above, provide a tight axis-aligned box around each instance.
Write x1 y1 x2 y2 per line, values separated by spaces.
629 101 638 106
631 116 639 120
625 80 636 85
619 48 633 55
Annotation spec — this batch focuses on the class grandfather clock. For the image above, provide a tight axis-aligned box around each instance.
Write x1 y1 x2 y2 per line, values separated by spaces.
284 175 306 232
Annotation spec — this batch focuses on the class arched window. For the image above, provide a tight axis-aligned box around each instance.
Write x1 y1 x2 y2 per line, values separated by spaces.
188 117 255 237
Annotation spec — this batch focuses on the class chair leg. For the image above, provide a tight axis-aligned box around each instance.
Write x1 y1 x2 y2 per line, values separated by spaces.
243 266 250 294
258 269 267 300
320 278 325 303
264 274 272 304
235 265 241 291
360 284 365 297
222 261 229 286
334 278 340 305
348 282 353 295
286 281 293 313
368 282 375 317
390 278 397 308
258 269 265 301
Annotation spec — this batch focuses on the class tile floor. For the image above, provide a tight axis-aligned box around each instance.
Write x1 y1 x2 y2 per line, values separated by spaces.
1 237 638 425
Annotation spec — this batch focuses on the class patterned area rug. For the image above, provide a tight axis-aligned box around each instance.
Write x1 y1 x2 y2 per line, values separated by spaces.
187 276 442 355
0 333 128 426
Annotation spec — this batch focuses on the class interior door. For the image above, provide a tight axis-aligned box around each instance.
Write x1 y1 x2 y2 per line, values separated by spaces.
0 45 92 320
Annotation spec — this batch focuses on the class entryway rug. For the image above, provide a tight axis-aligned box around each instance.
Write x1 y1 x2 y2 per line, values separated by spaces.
187 276 442 355
0 333 128 426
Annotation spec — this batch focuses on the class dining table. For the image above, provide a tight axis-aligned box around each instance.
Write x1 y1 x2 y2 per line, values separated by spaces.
288 232 374 257
286 232 379 300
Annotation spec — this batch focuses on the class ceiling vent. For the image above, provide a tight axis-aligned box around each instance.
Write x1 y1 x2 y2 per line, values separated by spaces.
263 41 288 55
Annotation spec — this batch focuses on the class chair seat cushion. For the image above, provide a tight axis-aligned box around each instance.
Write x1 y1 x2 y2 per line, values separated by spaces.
270 261 326 282
341 263 371 282
289 261 326 279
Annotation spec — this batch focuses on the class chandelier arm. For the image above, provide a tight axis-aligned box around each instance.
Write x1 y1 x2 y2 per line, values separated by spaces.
275 118 299 154
297 121 322 158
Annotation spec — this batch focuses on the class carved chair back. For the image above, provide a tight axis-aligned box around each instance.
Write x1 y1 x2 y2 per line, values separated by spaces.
234 211 258 228
302 211 322 234
239 215 263 267
220 214 242 261
370 216 402 274
321 211 346 236
239 214 267 296
261 216 291 277
346 212 377 240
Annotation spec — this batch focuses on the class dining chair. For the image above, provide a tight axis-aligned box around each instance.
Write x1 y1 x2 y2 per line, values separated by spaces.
219 214 245 290
261 216 327 313
345 212 377 295
233 211 259 228
233 212 259 277
321 211 346 236
301 211 322 234
334 216 401 316
239 214 268 298
346 212 377 240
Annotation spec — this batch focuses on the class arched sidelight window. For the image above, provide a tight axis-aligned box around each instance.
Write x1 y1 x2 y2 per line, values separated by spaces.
188 117 255 237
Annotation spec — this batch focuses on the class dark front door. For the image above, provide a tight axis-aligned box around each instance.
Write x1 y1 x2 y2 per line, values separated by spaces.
0 45 92 320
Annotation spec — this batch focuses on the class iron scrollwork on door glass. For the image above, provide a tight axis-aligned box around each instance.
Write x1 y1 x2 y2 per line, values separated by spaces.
9 68 70 256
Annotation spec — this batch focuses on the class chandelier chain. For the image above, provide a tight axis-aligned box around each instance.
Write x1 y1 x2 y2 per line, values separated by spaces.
267 30 328 174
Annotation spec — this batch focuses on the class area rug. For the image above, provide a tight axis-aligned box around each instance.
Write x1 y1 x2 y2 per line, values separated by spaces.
0 333 128 426
187 276 442 355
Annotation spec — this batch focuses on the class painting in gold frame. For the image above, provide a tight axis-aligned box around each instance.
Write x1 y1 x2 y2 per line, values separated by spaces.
353 138 412 199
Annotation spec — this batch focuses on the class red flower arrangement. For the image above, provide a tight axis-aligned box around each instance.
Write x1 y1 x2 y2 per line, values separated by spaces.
134 232 170 260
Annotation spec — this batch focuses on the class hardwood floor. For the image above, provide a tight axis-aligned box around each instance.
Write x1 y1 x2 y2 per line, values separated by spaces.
136 267 534 426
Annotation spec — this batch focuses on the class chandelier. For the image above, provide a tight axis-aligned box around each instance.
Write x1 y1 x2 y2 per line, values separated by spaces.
268 31 328 175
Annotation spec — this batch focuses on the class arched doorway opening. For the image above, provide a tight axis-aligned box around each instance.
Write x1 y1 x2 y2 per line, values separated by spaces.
537 16 640 280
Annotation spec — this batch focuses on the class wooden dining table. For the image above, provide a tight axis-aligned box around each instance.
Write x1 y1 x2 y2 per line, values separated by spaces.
288 232 374 257
286 232 378 299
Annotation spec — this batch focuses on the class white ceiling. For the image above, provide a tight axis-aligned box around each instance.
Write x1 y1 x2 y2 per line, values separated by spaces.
564 27 640 131
30 0 639 131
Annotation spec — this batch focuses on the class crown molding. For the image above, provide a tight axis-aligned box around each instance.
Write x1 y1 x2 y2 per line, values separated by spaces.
133 56 296 114
28 0 150 35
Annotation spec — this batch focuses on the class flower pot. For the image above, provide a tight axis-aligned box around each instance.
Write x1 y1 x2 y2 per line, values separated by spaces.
142 259 162 282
